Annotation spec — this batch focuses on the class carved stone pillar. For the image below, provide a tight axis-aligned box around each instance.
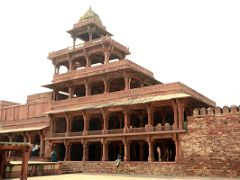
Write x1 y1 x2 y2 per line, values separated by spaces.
20 149 30 180
73 37 76 49
123 109 130 133
101 139 108 161
123 139 130 161
82 141 88 161
147 104 154 127
147 137 154 162
85 81 91 96
83 111 88 135
102 110 109 134
176 100 185 130
68 87 74 99
88 31 93 41
39 132 44 157
172 100 178 130
64 113 71 137
103 79 109 93
85 55 91 67
104 51 110 64
64 141 71 161
124 76 130 90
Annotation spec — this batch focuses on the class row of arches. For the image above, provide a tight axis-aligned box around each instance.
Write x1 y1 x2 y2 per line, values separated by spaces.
55 51 122 74
54 139 176 162
54 76 145 101
54 107 174 134
0 133 42 157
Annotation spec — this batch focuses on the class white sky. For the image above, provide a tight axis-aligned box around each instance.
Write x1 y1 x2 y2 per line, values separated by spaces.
0 0 239 107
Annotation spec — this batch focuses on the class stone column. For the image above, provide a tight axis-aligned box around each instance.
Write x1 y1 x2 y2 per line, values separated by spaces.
20 148 30 180
124 76 130 90
172 100 178 130
123 139 130 161
147 104 154 127
88 32 93 41
85 55 91 67
64 113 71 137
73 37 76 49
174 138 180 162
147 137 154 162
104 51 110 64
123 109 130 133
85 81 90 96
39 132 44 157
102 110 109 134
68 87 74 99
101 139 108 161
26 133 32 144
69 60 73 71
103 79 109 93
64 141 71 161
176 100 185 130
83 111 88 135
82 141 88 161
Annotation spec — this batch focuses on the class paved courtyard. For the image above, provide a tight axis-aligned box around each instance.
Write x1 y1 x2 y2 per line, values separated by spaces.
7 173 238 180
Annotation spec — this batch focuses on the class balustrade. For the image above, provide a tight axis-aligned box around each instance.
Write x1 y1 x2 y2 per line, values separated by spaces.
51 125 177 138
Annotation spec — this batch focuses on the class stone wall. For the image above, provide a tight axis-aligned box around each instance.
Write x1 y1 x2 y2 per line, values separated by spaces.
180 105 240 177
63 105 240 178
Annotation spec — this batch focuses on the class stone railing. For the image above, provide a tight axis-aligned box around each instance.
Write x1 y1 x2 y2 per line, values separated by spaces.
52 59 153 83
192 105 240 117
51 82 215 111
48 36 129 59
51 125 178 138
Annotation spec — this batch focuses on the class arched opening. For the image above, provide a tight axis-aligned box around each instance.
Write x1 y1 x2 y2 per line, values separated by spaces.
109 53 121 63
72 57 86 70
12 135 24 156
91 81 104 95
58 64 69 74
108 141 124 161
89 114 103 131
88 142 102 161
130 141 140 161
71 116 84 132
154 106 174 127
91 53 104 67
130 140 148 161
55 87 69 101
31 134 40 144
55 117 66 133
108 112 124 129
55 143 66 161
0 136 10 142
109 78 125 92
73 84 86 97
130 109 147 128
12 135 24 142
70 143 83 161
130 78 142 89
154 139 176 162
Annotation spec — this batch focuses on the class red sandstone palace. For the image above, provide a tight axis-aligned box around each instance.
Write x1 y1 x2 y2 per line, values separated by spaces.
0 8 239 177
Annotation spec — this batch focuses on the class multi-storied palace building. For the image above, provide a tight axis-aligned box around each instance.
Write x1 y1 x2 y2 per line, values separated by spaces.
1 8 239 177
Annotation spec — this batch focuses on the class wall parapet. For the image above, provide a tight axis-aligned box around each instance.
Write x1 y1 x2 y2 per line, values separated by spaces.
192 105 240 117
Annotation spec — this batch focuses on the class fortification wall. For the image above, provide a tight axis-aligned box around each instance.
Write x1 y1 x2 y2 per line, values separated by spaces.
180 105 240 177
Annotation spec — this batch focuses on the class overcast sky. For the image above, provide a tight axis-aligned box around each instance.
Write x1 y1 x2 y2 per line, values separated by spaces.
0 0 239 107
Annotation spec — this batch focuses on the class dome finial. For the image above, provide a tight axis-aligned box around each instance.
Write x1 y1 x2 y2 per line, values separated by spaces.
79 7 102 24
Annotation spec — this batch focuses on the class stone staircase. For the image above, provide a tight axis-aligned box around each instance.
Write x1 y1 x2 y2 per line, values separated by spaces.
61 163 82 174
